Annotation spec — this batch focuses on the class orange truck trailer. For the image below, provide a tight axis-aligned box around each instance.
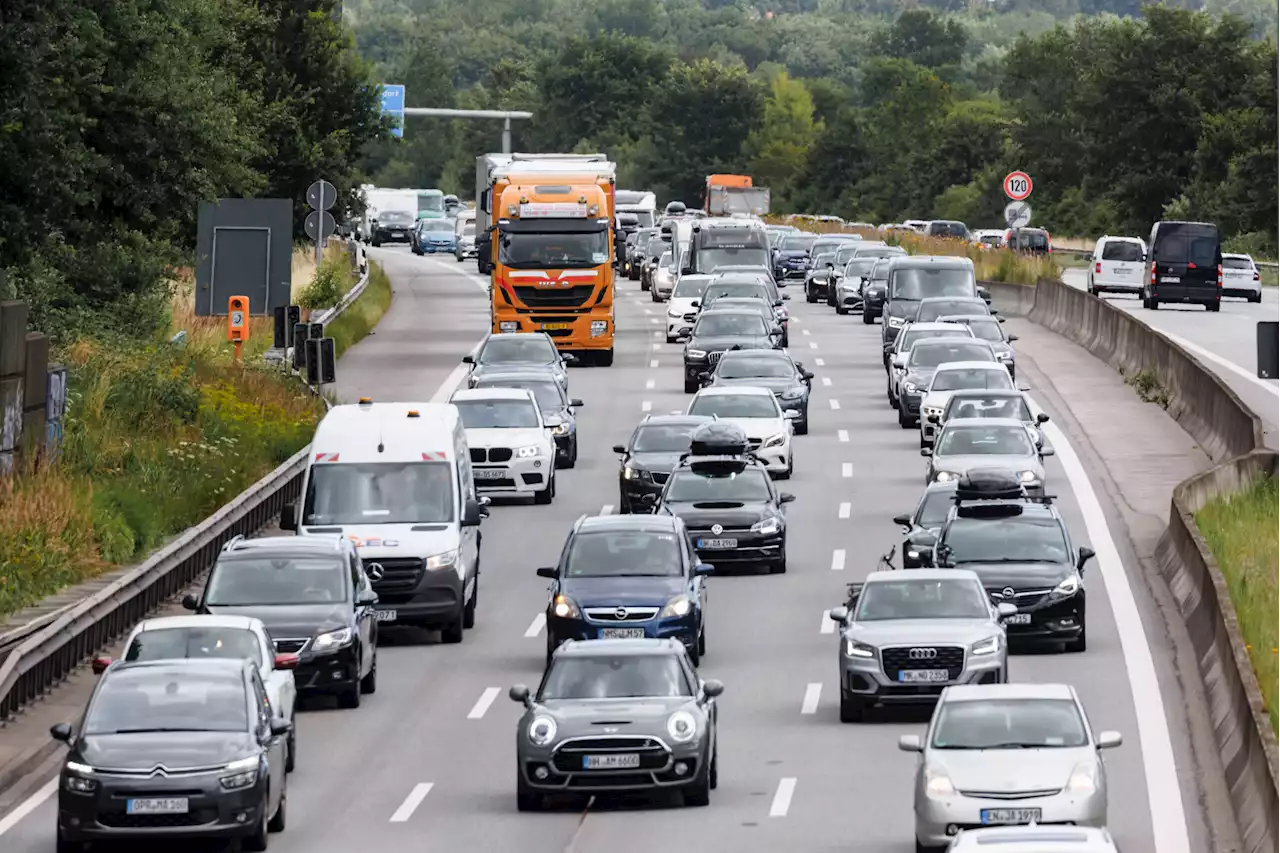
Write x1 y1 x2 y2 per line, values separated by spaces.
704 174 771 217
479 154 623 366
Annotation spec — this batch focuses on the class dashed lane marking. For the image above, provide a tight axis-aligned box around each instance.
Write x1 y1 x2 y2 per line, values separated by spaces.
641 401 652 412
645 379 655 389
808 341 818 349
837 429 849 442
814 358 825 366
769 778 797 817
838 502 851 519
524 613 546 638
467 687 500 720
389 783 434 822
801 683 822 715
828 399 840 410
841 463 853 477
650 359 659 368
821 377 832 387
831 549 846 571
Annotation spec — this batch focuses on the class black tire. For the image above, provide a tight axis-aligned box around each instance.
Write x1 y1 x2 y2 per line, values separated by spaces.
687 635 700 667
463 577 478 629
56 829 86 853
1066 624 1087 653
372 238 382 248
839 691 866 723
360 649 378 694
805 287 816 303
456 255 464 262
599 349 615 367
1250 291 1263 303
827 292 837 307
683 761 712 807
285 725 296 773
545 632 557 666
337 680 361 709
268 781 287 833
652 289 662 303
684 376 700 393
535 474 555 505
698 622 707 656
1206 300 1221 312
517 788 544 812
898 408 914 429
564 438 578 469
794 418 808 436
862 307 875 324
769 555 787 574
836 304 847 315
242 798 270 851
888 387 898 409
441 616 464 644
666 335 678 344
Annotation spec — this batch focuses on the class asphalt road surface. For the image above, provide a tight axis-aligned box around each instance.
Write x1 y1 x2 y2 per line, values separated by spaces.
0 248 1212 853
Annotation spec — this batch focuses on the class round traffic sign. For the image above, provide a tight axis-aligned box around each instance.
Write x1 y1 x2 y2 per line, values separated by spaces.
1004 201 1032 229
304 210 337 242
306 180 338 211
1003 171 1033 201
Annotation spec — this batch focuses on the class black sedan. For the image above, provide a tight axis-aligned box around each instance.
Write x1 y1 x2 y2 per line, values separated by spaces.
892 481 957 567
52 658 289 852
804 251 840 303
680 311 782 393
370 210 416 246
705 348 814 435
614 415 715 513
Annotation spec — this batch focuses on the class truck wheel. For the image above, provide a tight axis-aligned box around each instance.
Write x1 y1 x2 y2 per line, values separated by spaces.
598 349 614 367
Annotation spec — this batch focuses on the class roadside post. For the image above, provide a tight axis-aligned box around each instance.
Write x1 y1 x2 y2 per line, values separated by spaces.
1257 321 1278 379
227 296 249 364
1003 171 1033 250
305 180 338 267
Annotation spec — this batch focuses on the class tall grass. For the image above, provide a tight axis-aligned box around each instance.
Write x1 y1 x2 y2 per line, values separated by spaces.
327 262 393 358
1195 475 1279 734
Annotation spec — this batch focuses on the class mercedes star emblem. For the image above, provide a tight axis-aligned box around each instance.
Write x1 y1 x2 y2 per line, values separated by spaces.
908 648 938 660
1002 587 1016 599
614 607 628 619
710 523 724 535
366 563 385 581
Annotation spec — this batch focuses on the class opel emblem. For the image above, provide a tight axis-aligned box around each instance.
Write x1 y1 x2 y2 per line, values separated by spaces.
908 648 938 660
614 607 628 619
366 563 385 581
711 524 723 535
1002 587 1015 599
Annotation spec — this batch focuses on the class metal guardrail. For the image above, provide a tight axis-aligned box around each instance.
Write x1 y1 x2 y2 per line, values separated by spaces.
0 242 372 719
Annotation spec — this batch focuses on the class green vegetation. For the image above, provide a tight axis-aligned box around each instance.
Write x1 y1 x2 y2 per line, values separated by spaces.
328 263 394 358
1195 475 1279 733
352 0 1276 254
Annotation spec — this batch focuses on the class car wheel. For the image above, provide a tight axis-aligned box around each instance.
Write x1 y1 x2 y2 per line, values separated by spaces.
545 632 557 665
839 690 866 723
794 417 808 436
684 376 700 393
463 573 479 629
1206 300 1221 312
888 387 898 409
568 438 578 468
360 648 378 694
862 307 875 324
599 349 614 367
517 782 544 812
286 724 296 773
698 623 707 656
535 474 555 505
687 636 701 667
666 334 678 343
337 678 361 709
916 840 941 853
827 293 837 307
898 408 913 429
1066 623 1087 653
56 828 86 853
683 760 712 807
242 797 270 851
268 779 287 833
836 304 847 315
769 555 787 574
651 289 662 302
441 614 464 644
1250 291 1263 303
709 746 718 789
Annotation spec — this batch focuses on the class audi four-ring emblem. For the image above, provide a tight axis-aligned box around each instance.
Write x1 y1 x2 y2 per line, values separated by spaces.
908 648 938 660
366 563 385 581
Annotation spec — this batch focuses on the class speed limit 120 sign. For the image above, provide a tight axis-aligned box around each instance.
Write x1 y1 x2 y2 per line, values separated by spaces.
1003 171 1033 201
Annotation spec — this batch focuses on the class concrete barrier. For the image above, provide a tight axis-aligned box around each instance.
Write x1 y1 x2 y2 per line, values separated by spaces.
1155 451 1279 853
980 280 1036 318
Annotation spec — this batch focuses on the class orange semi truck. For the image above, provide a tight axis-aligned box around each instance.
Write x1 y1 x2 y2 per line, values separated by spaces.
477 154 623 366
705 174 771 216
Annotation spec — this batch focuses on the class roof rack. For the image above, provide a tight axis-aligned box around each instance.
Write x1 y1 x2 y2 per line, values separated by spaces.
684 454 759 475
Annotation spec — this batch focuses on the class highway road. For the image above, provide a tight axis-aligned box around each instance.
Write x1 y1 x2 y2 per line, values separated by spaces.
0 248 1211 852
1062 268 1278 447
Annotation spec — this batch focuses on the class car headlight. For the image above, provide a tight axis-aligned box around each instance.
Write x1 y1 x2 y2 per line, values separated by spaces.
312 627 353 651
844 639 875 658
1066 759 1098 795
220 756 260 790
517 445 542 458
763 432 786 448
552 595 580 619
997 351 1013 361
1053 573 1081 597
661 595 692 617
934 470 958 483
971 635 1001 656
551 421 570 436
528 716 557 746
904 383 918 394
888 316 904 327
63 761 97 793
426 549 458 571
925 766 957 797
1017 469 1038 483
922 406 943 418
668 309 682 318
751 516 781 535
667 710 698 743
780 387 805 400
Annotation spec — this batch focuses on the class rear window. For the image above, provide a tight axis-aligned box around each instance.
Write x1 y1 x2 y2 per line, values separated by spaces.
928 222 968 238
1223 257 1254 270
1011 230 1049 250
1101 241 1143 262
1153 224 1219 266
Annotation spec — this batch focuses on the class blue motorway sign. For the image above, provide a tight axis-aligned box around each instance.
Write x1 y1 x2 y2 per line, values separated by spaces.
380 84 405 138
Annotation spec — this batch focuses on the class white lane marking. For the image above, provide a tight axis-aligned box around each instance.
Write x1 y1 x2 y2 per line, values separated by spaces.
1158 328 1279 396
600 504 615 515
831 549 846 571
0 778 56 836
653 331 662 339
837 429 849 442
429 361 472 404
821 376 832 387
808 341 818 349
1044 420 1190 853
649 317 659 325
467 687 501 719
641 400 652 412
820 612 836 634
389 783 434 822
828 399 840 410
644 308 652 315
814 358 825 366
645 379 656 389
838 502 851 519
801 683 822 714
650 359 659 368
841 462 853 477
769 778 797 817
524 613 546 638
801 328 811 336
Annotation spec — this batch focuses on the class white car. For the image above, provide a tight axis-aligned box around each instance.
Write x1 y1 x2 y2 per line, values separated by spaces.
450 387 558 504
945 825 1121 852
652 250 677 301
666 275 713 342
918 361 1017 447
109 614 300 772
685 385 798 477
1086 236 1146 297
1222 252 1263 303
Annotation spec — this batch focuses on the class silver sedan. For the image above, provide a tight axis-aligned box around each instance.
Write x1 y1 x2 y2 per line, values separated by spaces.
923 418 1053 496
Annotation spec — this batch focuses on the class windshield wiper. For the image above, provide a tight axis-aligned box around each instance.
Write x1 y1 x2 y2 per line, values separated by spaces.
598 572 676 578
107 727 212 734
690 501 746 508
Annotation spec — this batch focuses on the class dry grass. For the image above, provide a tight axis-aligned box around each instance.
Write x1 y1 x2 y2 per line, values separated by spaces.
1195 475 1279 734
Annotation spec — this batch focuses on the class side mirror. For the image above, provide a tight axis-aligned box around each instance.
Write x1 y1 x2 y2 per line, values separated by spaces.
561 353 579 365
612 443 627 454
996 602 1018 618
1077 546 1096 571
270 718 293 737
783 409 800 420
920 447 932 457
779 492 796 504
898 735 923 753
273 653 300 670
702 679 725 698
639 493 659 507
280 503 297 531
461 354 474 364
1036 413 1050 424
536 566 557 579
509 684 532 707
782 293 791 301
828 606 850 624
51 723 73 743
926 414 940 424
462 498 484 527
1096 730 1123 750
892 513 911 527
91 656 112 675
570 398 584 408
1040 447 1055 457
1007 334 1019 342
802 370 814 380
1017 382 1031 392
182 593 199 611
892 354 906 368
357 591 379 606
693 563 714 575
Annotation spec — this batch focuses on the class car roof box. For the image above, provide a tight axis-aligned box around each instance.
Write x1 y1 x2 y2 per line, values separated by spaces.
688 422 749 457
954 468 1027 501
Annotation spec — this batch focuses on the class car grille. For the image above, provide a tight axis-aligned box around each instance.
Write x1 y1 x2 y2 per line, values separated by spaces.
552 736 670 773
685 523 753 534
272 638 309 654
511 285 596 308
99 810 217 828
368 558 425 598
747 438 763 450
649 472 669 485
957 788 1063 800
584 607 660 622
470 447 513 463
880 645 965 680
708 352 722 366
987 586 1053 608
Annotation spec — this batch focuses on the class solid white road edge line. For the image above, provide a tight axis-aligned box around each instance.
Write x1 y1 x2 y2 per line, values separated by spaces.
830 549 846 571
0 779 56 836
467 687 501 720
838 502 851 519
1159 328 1279 397
1044 420 1190 853
524 613 547 639
769 778 797 817
389 782 435 822
801 683 822 714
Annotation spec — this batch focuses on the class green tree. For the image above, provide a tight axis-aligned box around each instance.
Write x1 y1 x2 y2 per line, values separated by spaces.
745 72 823 211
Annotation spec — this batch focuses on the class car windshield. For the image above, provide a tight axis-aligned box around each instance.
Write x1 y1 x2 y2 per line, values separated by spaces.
665 468 772 502
917 300 988 322
478 336 557 365
717 355 795 379
845 259 878 277
462 223 476 237
540 654 692 700
1011 230 1050 250
304 461 455 525
835 246 863 265
812 252 837 268
704 284 770 304
890 269 975 300
693 247 771 273
781 235 818 251
379 211 414 225
900 329 971 351
688 393 777 419
931 698 1089 749
205 556 348 606
856 578 990 621
956 319 1004 342
694 313 768 337
943 516 1070 563
646 238 666 257
424 220 452 232
475 379 563 412
454 399 541 429
870 262 891 283
564 530 683 578
126 627 263 666
1154 225 1218 265
85 668 250 735
932 368 1014 392
946 396 1031 422
632 423 701 453
1223 256 1253 270
673 278 710 298
910 342 993 368
1102 241 1144 262
937 424 1033 456
918 488 957 528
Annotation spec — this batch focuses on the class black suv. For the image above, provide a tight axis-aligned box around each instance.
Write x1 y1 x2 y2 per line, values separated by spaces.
931 472 1093 652
681 310 782 393
614 415 715 513
184 535 379 708
881 256 980 356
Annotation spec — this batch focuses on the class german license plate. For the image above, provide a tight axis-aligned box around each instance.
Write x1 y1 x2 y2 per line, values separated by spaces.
542 323 572 331
697 538 736 549
1160 276 1180 283
474 468 506 480
583 753 640 770
392 231 404 237
899 669 949 683
375 610 397 622
127 798 189 815
981 808 1042 824
601 628 645 640
1004 613 1031 625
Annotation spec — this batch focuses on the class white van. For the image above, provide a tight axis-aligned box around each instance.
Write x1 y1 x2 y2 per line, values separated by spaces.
280 400 488 644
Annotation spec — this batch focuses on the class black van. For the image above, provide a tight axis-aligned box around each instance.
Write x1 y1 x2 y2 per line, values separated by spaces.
1142 220 1222 312
880 256 980 366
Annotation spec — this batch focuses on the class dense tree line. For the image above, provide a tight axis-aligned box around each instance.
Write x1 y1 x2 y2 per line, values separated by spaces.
353 0 1276 254
0 0 385 338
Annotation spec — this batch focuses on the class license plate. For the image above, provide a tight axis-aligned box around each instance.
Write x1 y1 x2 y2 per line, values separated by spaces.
981 808 1042 824
697 538 737 549
583 753 641 770
474 469 506 480
898 669 950 683
392 231 404 236
375 609 397 622
600 628 646 639
542 323 572 331
1004 613 1032 625
127 798 189 815
1160 276 1180 283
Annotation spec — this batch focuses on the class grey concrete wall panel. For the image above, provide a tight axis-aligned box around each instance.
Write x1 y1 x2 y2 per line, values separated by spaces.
195 199 293 316
0 301 28 377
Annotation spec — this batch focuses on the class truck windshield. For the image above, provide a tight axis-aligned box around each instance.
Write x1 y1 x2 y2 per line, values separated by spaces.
890 268 975 300
418 193 444 214
694 247 771 273
303 461 456 525
499 230 609 269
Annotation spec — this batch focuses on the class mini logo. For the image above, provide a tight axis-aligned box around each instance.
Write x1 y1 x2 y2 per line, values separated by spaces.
614 607 628 619
710 524 724 535
908 648 938 660
366 563 385 581
1002 587 1016 599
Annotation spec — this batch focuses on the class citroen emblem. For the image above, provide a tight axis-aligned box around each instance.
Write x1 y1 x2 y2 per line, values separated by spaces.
366 563 385 582
1002 587 1015 599
710 524 724 535
614 607 628 619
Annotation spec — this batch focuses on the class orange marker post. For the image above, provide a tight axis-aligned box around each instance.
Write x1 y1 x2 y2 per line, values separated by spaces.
227 296 250 364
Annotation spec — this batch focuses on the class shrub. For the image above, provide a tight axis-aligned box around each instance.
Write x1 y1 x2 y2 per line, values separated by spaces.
297 258 352 311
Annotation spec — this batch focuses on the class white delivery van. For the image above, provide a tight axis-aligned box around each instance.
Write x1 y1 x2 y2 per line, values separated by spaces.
280 400 488 644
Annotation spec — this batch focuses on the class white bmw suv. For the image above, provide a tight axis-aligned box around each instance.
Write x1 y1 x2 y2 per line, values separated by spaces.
450 387 558 504
685 385 798 478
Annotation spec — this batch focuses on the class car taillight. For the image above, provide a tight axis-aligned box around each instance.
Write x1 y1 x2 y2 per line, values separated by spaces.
1255 271 1261 281
1218 264 1223 288
1095 262 1102 274
1150 262 1157 286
